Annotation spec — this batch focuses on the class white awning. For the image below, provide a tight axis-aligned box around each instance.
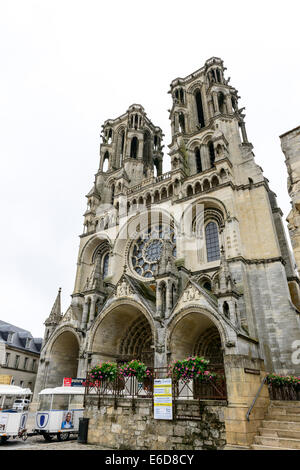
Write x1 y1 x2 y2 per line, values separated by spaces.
39 386 85 395
0 384 32 395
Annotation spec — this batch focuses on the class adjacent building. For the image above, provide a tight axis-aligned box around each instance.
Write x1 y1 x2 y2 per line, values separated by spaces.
0 320 42 397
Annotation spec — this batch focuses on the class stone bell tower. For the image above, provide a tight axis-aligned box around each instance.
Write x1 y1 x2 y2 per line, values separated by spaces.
168 57 262 187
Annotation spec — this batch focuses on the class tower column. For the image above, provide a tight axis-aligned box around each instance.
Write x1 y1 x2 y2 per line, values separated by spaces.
201 144 211 170
201 86 209 125
240 121 249 143
87 297 97 329
81 300 89 330
156 285 162 318
226 94 233 115
174 113 179 133
213 92 219 115
166 281 173 318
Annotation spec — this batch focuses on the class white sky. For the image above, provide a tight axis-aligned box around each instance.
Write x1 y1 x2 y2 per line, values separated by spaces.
0 0 299 338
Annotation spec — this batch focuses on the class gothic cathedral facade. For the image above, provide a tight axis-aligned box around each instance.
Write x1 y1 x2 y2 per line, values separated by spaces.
33 58 300 413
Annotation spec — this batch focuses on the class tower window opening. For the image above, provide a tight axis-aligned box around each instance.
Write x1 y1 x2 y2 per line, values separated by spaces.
161 187 167 200
130 137 139 159
120 130 125 163
203 281 212 291
111 184 115 205
103 151 109 172
195 181 201 194
103 253 109 278
205 221 220 262
211 175 219 187
134 114 139 130
231 96 237 112
223 301 230 318
218 92 226 114
195 90 205 128
143 131 151 169
195 147 202 173
216 69 222 83
171 284 177 308
179 113 186 134
209 69 216 83
208 142 215 167
179 88 184 104
203 179 210 191
107 128 113 144
161 282 166 318
187 185 193 197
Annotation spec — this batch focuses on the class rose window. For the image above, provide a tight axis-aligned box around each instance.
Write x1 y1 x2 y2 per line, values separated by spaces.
131 225 176 279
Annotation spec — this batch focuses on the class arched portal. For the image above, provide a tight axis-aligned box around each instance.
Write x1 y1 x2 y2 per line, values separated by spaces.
47 331 80 388
168 311 224 367
91 303 154 367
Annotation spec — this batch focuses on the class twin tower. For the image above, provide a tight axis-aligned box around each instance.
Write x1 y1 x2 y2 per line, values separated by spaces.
83 56 250 236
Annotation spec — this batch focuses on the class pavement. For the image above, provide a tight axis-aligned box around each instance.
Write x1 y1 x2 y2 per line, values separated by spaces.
0 434 112 450
0 412 112 451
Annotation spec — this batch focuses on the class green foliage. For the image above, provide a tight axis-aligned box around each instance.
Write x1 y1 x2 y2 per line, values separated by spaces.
119 360 152 382
88 362 118 382
168 356 216 381
266 373 300 387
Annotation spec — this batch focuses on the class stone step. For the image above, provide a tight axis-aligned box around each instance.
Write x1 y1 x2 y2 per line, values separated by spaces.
254 435 300 450
258 427 300 439
266 411 300 422
270 400 300 409
269 405 300 414
262 420 300 431
252 444 297 451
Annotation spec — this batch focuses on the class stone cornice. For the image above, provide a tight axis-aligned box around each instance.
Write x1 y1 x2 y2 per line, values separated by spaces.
228 256 285 266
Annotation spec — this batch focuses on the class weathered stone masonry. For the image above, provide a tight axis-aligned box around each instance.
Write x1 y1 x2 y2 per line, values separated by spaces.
84 397 226 451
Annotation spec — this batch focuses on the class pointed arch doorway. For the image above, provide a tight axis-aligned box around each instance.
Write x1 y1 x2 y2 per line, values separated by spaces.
91 302 154 368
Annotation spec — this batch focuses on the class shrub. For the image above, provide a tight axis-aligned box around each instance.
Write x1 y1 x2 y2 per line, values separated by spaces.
266 373 300 387
168 356 216 381
119 360 152 382
88 362 118 382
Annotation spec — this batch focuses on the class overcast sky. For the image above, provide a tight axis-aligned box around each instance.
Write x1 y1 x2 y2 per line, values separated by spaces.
0 0 299 338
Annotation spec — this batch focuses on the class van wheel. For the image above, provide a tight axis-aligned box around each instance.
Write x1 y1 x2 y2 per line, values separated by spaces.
57 432 70 441
0 436 8 444
43 433 53 442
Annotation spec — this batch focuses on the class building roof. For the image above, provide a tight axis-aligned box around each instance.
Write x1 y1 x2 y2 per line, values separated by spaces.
0 320 42 354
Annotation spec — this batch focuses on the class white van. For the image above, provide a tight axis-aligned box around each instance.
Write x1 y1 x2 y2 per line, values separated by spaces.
12 398 30 411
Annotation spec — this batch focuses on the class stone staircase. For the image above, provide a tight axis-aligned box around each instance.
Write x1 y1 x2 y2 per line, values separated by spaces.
252 400 300 450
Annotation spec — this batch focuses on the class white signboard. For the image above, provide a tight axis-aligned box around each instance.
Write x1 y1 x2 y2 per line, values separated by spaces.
154 378 173 420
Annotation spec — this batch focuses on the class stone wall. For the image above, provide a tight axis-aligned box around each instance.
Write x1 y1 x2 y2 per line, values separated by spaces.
84 397 226 450
224 355 270 447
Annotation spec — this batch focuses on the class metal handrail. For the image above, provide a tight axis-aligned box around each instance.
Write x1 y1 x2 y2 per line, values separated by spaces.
246 375 267 421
